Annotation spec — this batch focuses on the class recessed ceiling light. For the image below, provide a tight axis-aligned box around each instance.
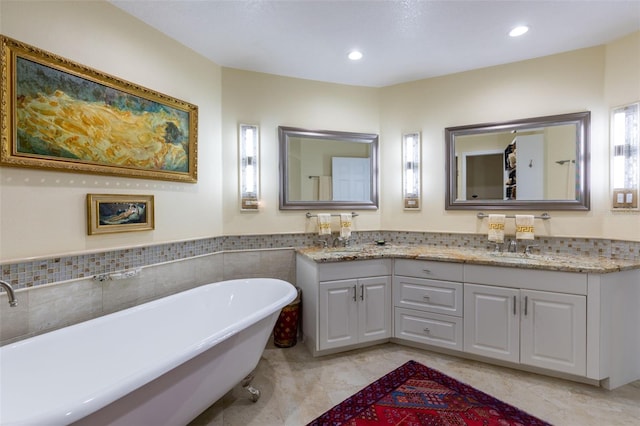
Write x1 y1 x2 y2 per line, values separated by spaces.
509 25 529 37
348 50 363 61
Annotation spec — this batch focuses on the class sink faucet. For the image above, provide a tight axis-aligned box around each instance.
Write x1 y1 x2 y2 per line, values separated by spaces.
332 236 350 247
0 280 18 307
507 239 518 253
314 238 329 248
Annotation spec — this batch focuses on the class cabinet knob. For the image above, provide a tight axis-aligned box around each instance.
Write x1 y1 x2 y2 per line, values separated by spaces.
423 327 431 334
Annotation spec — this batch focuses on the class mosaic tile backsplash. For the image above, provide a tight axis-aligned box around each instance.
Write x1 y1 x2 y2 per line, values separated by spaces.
2 231 640 291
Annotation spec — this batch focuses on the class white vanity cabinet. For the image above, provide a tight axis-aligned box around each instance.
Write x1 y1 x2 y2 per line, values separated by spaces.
296 255 392 356
464 283 586 375
319 276 391 350
393 259 464 350
463 266 588 376
297 251 640 389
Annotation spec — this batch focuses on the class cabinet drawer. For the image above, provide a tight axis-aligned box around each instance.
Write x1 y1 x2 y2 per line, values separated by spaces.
394 307 463 350
394 259 463 282
393 276 463 316
318 259 392 281
464 264 587 295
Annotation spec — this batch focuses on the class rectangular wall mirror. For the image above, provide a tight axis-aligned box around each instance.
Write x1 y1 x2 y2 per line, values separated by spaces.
445 111 590 210
279 126 379 210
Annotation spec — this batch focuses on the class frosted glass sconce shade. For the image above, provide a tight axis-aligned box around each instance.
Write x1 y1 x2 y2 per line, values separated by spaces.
611 102 639 209
403 132 421 210
239 123 260 211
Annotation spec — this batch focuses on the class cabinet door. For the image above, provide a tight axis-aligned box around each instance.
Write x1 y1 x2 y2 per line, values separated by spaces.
464 283 519 363
359 276 392 343
319 279 358 350
520 290 586 375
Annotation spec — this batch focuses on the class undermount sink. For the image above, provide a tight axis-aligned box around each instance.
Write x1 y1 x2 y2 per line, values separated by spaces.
489 252 559 263
324 247 362 254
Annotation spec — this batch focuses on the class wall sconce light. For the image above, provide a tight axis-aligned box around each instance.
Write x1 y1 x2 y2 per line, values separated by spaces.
239 123 260 211
403 132 421 210
611 102 639 210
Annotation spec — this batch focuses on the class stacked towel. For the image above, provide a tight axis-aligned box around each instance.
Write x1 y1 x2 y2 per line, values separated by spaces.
487 214 506 243
340 213 352 239
515 215 535 240
317 213 332 236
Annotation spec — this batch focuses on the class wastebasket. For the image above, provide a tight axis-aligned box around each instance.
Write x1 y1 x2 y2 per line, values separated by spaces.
273 287 302 348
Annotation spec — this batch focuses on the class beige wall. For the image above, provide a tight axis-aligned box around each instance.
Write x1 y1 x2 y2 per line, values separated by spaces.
380 47 609 237
380 35 639 240
603 32 640 239
0 1 223 261
220 69 381 235
1 1 639 263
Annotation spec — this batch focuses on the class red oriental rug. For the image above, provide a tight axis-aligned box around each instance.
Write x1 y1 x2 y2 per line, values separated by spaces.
307 360 552 426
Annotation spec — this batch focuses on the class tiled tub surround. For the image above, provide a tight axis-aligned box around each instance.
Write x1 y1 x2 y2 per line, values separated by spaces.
2 231 640 346
0 250 295 345
3 231 640 291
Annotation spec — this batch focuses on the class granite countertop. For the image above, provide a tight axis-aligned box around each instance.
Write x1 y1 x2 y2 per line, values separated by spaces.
296 243 640 273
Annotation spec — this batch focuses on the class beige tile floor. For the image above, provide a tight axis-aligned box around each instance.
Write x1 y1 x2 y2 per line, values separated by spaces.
190 341 640 426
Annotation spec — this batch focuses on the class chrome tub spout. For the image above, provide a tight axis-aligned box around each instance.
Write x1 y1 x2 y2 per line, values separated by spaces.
0 280 17 307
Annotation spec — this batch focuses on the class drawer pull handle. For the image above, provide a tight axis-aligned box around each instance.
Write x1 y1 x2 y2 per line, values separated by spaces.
353 285 357 302
513 295 517 315
423 327 430 334
524 295 528 316
422 269 432 274
360 285 364 301
423 295 431 300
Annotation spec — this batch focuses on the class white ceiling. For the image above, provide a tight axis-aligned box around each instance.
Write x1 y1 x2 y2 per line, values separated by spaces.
109 0 640 88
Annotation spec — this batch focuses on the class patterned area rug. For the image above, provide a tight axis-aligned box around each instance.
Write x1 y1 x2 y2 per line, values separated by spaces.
307 360 552 425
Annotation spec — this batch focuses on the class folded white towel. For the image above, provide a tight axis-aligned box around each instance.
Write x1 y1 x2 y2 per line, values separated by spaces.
487 214 506 243
317 213 332 236
515 215 535 240
340 213 352 239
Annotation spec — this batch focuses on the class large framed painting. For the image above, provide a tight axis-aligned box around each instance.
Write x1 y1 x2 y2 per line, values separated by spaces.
87 194 155 235
0 35 198 183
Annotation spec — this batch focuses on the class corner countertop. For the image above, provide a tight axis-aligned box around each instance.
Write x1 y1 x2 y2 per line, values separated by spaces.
295 244 640 274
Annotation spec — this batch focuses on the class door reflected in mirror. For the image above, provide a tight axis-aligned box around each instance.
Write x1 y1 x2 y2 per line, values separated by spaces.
279 126 379 210
446 112 590 210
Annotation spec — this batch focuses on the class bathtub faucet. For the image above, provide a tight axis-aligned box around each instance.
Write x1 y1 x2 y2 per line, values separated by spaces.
0 280 18 307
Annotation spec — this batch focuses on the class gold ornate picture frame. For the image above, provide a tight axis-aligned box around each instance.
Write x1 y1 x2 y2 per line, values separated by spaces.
1 35 198 183
87 194 155 235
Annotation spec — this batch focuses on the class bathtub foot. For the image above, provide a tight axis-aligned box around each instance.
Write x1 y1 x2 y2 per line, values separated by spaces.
246 385 261 402
241 373 261 402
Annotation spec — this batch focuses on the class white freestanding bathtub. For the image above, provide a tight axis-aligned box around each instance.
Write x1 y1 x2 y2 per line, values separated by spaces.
0 278 297 425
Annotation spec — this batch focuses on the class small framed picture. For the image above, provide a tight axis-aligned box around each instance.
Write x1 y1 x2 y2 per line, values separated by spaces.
87 194 154 235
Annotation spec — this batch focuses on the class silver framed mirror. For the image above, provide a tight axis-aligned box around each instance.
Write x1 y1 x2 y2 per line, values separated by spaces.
279 126 379 210
445 111 590 210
